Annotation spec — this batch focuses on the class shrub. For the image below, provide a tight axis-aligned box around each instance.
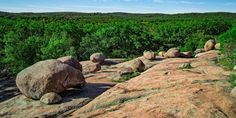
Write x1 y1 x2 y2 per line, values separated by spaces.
218 25 236 69
228 74 236 87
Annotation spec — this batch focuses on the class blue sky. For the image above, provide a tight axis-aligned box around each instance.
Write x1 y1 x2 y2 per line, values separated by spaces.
0 0 236 13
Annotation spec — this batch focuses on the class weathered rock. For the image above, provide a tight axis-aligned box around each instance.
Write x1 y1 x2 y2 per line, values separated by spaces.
129 59 145 72
143 51 156 60
230 87 236 98
158 51 166 57
194 48 205 54
71 51 236 118
204 39 216 51
40 92 62 105
81 61 101 74
16 59 85 99
215 43 221 50
180 52 193 58
165 48 180 58
90 53 106 64
57 56 82 72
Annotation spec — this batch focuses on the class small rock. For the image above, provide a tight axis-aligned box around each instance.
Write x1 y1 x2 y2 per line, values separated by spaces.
90 53 106 64
194 49 205 54
57 56 82 72
143 51 156 60
129 59 145 72
158 51 166 57
180 52 193 58
165 48 180 58
40 92 62 105
230 87 236 98
204 39 216 52
215 43 221 50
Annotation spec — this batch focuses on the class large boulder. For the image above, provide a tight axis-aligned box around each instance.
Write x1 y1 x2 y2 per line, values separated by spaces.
180 52 193 58
16 59 85 100
143 51 156 60
57 56 82 72
129 59 145 72
165 48 180 58
90 53 106 64
204 39 216 52
40 92 62 105
158 51 166 57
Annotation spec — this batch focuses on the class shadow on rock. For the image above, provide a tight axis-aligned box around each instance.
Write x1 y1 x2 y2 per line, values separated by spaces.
60 83 115 103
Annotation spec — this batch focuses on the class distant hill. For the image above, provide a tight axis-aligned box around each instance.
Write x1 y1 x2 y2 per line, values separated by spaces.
1 11 236 19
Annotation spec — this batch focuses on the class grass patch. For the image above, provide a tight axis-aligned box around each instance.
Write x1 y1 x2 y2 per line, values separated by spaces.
228 74 236 87
113 72 141 83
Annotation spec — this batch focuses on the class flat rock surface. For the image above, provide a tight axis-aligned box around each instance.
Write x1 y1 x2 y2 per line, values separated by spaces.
70 50 236 118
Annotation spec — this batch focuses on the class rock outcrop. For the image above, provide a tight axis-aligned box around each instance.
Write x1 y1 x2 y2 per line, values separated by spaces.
16 59 85 99
70 50 236 118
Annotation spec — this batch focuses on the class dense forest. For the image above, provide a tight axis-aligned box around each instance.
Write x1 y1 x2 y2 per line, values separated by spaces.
0 12 236 74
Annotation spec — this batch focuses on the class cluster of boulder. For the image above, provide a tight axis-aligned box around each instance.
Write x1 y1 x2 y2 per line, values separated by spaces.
16 53 107 105
155 39 221 59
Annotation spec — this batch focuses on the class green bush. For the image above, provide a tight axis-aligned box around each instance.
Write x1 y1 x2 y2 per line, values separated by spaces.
218 25 236 69
228 74 236 87
3 31 76 74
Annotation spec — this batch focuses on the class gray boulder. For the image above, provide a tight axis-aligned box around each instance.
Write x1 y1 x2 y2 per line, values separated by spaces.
16 59 85 99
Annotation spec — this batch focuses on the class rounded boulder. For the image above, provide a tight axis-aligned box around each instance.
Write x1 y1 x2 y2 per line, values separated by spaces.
16 59 85 100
